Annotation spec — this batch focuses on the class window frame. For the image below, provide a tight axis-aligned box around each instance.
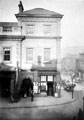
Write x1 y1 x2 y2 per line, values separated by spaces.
44 25 51 35
44 48 50 62
26 48 33 62
26 24 34 35
3 26 12 32
3 47 11 62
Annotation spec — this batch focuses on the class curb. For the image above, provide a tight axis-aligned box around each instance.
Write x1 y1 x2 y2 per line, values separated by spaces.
0 98 76 109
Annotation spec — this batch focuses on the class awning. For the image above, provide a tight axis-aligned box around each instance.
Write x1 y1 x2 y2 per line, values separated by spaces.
31 64 60 76
31 64 57 71
0 63 16 72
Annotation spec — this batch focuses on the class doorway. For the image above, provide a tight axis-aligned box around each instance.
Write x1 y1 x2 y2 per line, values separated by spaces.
0 77 11 98
0 71 15 99
47 82 53 96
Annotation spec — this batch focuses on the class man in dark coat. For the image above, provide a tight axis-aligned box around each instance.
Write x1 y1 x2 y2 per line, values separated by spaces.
20 76 33 98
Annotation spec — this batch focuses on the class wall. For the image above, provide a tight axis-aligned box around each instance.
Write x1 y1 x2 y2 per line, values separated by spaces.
18 17 61 37
21 38 58 69
18 17 61 70
0 40 19 67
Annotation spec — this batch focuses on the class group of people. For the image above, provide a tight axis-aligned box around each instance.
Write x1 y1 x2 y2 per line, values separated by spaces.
10 76 34 102
20 76 34 101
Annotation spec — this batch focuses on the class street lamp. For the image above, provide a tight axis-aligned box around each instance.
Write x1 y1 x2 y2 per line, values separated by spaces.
71 73 74 99
72 76 73 99
82 96 84 112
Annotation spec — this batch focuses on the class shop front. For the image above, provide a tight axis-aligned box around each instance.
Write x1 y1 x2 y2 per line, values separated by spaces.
31 66 61 97
40 75 55 96
0 63 16 100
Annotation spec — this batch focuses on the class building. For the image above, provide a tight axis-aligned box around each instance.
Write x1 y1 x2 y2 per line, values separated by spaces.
0 1 63 98
76 53 84 81
61 54 78 74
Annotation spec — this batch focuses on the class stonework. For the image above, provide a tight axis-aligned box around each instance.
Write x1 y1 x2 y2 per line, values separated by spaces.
0 2 63 97
0 7 63 70
17 17 61 22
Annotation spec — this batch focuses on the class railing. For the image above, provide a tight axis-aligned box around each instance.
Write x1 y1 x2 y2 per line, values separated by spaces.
0 31 21 35
0 27 21 35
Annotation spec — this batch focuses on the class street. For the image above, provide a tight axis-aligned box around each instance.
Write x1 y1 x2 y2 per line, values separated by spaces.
0 83 84 120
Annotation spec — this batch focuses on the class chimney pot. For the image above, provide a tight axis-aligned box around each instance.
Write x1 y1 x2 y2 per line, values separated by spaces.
18 1 24 13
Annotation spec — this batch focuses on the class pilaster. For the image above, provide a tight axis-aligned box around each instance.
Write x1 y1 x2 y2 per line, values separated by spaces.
16 40 22 68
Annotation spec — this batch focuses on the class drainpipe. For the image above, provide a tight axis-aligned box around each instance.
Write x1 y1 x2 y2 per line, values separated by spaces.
20 40 22 69
20 22 23 69
16 61 19 83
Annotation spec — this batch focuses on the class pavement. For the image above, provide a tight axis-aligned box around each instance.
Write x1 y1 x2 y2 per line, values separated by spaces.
0 89 75 109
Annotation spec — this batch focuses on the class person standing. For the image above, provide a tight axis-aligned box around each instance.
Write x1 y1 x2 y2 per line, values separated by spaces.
31 89 34 101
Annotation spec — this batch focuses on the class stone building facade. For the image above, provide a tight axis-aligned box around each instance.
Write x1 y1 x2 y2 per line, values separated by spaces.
0 1 63 97
76 53 84 81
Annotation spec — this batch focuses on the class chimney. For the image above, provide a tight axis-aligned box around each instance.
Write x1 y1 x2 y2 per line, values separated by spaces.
18 1 24 13
38 56 41 65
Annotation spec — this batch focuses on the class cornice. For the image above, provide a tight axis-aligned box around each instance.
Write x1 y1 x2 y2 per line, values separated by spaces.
15 14 63 19
25 36 62 39
0 35 25 41
16 17 61 22
0 35 62 41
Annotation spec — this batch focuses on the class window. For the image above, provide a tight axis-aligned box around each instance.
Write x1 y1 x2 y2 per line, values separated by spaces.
44 48 50 61
26 48 33 61
3 26 12 32
48 76 53 81
3 47 11 61
0 27 2 32
44 25 51 35
41 76 46 82
26 25 34 34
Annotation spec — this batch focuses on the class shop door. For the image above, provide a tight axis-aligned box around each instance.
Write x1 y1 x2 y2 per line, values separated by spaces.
47 82 53 96
47 76 53 96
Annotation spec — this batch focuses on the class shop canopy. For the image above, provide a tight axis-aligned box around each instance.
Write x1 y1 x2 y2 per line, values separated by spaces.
31 64 60 76
0 63 16 72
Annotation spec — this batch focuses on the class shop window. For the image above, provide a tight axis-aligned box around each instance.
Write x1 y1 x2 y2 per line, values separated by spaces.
3 47 11 61
26 25 34 35
3 26 12 32
44 48 50 61
48 76 53 81
41 76 46 82
26 48 33 61
40 82 47 91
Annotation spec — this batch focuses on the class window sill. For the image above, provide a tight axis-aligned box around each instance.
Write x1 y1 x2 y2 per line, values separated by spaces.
3 61 12 64
25 61 33 63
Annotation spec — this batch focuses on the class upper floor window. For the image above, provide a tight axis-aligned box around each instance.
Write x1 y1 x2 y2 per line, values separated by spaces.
44 25 51 35
3 26 12 32
0 27 2 32
44 48 50 61
26 25 34 35
3 47 11 61
26 48 33 61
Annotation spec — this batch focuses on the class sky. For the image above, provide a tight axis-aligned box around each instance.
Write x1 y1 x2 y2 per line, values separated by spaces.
0 0 84 57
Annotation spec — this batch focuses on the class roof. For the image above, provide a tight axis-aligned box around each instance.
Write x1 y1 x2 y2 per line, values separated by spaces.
15 8 63 18
31 64 57 71
31 64 61 76
0 22 18 27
